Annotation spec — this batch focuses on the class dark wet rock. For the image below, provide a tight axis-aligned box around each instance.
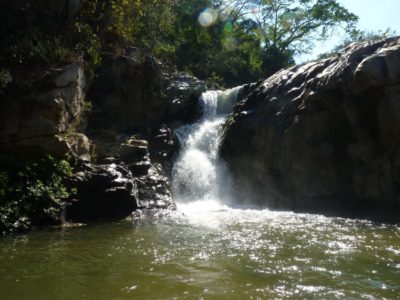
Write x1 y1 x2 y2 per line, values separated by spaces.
65 160 139 223
119 139 148 163
0 46 210 226
148 126 179 174
136 165 175 210
117 137 150 175
84 50 205 203
118 136 174 207
83 130 175 213
220 37 400 221
164 72 206 127
128 160 152 177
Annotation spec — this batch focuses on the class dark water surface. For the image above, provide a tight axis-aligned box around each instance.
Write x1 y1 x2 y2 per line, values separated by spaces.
1 201 400 299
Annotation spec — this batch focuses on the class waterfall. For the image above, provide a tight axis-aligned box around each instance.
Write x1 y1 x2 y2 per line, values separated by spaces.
172 86 242 203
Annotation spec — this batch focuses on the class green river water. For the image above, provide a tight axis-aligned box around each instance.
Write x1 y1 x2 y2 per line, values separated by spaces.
0 200 399 299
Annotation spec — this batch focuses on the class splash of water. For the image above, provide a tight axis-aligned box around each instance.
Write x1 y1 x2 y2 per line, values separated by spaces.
172 86 242 204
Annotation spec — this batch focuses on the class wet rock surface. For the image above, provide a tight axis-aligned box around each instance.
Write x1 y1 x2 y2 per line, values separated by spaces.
164 73 206 127
65 159 138 223
148 126 179 176
220 37 400 221
117 137 175 210
0 47 212 227
78 48 209 220
136 165 175 210
83 50 204 215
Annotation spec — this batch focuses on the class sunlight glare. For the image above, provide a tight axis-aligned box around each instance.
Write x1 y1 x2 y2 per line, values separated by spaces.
198 8 218 27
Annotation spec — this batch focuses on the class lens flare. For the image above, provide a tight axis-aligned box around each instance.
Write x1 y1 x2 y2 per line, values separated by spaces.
198 8 218 27
224 22 233 33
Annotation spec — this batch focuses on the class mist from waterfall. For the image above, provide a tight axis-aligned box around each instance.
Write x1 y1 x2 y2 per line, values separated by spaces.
172 86 242 205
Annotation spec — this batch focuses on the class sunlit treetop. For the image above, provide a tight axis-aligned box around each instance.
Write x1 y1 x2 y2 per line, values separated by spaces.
214 0 358 54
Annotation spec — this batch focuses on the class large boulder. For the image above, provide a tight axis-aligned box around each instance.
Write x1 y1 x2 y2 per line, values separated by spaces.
65 159 138 222
136 165 175 210
220 37 400 221
117 136 175 209
164 72 206 128
0 64 91 158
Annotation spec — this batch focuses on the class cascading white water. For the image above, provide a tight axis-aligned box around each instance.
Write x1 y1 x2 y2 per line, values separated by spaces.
172 86 242 205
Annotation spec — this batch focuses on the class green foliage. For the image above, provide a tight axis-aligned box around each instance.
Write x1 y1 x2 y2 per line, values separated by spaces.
318 28 397 59
0 155 74 235
0 69 12 90
0 0 366 86
349 28 397 42
167 1 266 86
217 0 358 80
83 100 93 113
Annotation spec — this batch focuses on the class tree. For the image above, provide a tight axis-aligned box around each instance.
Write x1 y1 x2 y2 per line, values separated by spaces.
318 28 397 59
219 0 358 76
0 0 360 87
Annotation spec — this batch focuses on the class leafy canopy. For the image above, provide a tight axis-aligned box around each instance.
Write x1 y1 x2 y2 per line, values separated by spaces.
214 0 358 79
219 0 358 53
0 0 359 86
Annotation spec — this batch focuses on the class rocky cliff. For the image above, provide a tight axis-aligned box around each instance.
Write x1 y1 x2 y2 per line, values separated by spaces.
0 64 89 159
0 47 206 228
220 37 400 221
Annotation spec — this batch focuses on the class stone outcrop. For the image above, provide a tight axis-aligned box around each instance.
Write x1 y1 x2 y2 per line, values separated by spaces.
64 135 174 223
0 64 91 159
80 48 207 219
65 129 175 222
220 37 400 221
65 159 138 222
85 47 204 184
0 46 198 226
116 136 175 210
64 48 201 221
164 73 206 128
136 165 175 210
87 47 206 136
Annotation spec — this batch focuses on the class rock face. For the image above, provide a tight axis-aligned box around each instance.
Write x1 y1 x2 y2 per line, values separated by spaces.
0 64 90 159
87 47 206 135
116 136 175 210
86 47 204 179
164 73 206 128
136 165 175 210
220 37 400 221
0 45 209 227
81 48 207 219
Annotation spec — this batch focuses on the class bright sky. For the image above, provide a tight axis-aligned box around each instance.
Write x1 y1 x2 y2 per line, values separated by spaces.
297 0 400 62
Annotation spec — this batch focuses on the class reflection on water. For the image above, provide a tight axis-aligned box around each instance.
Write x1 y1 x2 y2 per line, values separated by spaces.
0 204 400 299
